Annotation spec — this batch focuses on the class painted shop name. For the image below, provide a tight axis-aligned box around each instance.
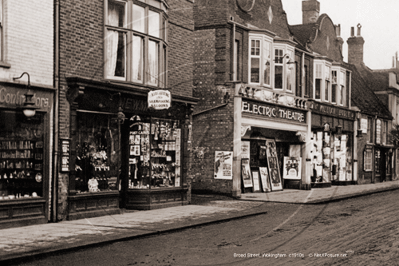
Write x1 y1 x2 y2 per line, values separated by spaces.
242 101 305 123
0 87 50 108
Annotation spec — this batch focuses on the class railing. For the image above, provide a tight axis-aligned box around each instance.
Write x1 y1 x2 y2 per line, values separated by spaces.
238 84 308 110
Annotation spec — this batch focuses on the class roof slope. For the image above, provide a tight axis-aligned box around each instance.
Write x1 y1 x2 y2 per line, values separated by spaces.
347 63 392 119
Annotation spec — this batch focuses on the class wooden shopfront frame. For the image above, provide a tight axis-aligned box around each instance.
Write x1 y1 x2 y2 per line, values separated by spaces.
0 83 53 228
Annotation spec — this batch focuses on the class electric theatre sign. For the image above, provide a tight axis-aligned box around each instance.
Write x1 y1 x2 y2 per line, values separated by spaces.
242 100 306 123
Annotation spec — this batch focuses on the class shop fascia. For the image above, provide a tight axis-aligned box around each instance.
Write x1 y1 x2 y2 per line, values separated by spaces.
0 86 50 109
242 100 306 123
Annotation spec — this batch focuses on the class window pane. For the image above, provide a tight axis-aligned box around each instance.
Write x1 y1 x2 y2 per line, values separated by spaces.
149 10 160 38
286 63 295 92
324 80 329 101
251 58 260 83
133 4 145 32
332 84 337 103
251 40 260 56
263 41 271 85
105 30 125 78
275 65 283 89
148 0 161 8
148 40 159 85
340 86 344 105
108 0 125 27
234 40 239 81
132 35 143 81
315 79 321 100
275 49 283 64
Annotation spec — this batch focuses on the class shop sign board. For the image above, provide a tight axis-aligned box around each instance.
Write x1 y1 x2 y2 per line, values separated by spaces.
310 102 356 120
148 90 171 110
360 118 368 134
214 151 233 180
242 100 306 123
0 86 52 110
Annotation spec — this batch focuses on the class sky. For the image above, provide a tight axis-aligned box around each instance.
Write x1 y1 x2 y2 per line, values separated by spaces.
281 0 399 69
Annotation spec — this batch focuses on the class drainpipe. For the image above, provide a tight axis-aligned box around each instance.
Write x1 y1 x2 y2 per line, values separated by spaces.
52 0 60 222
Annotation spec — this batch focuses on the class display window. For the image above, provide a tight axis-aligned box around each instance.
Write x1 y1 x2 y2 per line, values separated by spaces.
0 110 45 200
311 131 353 183
128 117 181 189
75 112 120 193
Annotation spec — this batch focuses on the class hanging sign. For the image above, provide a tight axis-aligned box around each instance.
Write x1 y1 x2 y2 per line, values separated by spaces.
148 90 171 110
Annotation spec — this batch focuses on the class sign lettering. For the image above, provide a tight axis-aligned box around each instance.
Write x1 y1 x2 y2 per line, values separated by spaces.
242 101 306 123
310 102 355 120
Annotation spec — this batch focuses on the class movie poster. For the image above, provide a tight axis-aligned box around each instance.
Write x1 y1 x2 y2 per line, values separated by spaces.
241 158 253 188
265 139 283 191
214 151 233 180
283 157 302 180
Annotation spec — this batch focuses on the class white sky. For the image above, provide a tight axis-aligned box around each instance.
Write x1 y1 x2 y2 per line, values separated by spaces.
281 0 399 69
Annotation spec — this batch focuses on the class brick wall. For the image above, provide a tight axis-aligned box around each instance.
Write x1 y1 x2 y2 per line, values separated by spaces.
0 0 53 86
168 0 194 97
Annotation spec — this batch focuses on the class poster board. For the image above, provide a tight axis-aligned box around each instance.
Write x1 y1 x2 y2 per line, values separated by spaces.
265 139 283 191
283 157 302 180
241 141 250 159
241 158 253 188
259 167 271 192
252 170 261 192
214 151 233 180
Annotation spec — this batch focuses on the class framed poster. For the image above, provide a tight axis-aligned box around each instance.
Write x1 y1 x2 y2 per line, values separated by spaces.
259 167 271 192
283 157 302 180
214 151 233 179
266 139 283 191
241 158 253 188
252 170 261 192
241 141 250 159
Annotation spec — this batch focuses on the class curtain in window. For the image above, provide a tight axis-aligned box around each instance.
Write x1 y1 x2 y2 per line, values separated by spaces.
132 36 143 81
106 5 119 77
148 41 158 85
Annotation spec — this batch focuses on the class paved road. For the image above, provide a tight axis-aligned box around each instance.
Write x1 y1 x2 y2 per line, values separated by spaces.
11 190 399 266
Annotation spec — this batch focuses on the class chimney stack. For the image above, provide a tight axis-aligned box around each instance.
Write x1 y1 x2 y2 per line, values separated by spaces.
302 0 320 24
335 24 344 54
347 24 365 65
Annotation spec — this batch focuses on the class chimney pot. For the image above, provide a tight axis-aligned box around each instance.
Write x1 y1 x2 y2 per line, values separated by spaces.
357 24 362 36
350 27 354 37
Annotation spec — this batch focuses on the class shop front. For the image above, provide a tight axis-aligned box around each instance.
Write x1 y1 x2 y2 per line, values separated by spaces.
0 82 54 228
66 78 195 219
309 101 356 187
240 96 309 192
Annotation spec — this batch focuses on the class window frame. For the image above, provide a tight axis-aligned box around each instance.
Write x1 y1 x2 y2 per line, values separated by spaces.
248 34 273 88
273 44 295 92
104 0 168 88
364 148 373 172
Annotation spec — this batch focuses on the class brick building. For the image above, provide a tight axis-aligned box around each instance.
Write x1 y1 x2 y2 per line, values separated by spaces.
347 25 396 183
57 0 197 221
0 0 54 228
191 0 360 197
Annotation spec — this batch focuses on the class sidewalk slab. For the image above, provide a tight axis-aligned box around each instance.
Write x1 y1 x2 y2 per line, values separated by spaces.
240 180 399 204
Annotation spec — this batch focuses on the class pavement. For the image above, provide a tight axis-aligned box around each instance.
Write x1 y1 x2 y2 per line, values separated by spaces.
1 180 399 264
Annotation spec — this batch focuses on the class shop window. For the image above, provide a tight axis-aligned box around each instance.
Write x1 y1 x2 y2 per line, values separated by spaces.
0 111 45 199
75 113 120 193
105 0 167 87
364 149 372 171
128 117 181 189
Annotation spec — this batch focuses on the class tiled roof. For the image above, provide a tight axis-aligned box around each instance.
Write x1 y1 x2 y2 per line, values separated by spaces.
347 63 392 119
289 23 316 47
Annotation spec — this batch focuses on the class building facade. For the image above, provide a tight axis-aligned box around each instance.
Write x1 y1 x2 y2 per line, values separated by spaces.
347 25 397 183
57 0 196 221
0 0 55 228
191 0 359 196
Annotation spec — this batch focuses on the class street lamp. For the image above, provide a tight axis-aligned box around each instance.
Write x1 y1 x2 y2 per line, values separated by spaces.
13 72 38 118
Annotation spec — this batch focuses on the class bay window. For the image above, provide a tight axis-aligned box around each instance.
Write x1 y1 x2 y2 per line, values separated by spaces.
249 35 272 87
314 63 322 100
274 48 284 89
105 0 167 87
339 71 346 106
